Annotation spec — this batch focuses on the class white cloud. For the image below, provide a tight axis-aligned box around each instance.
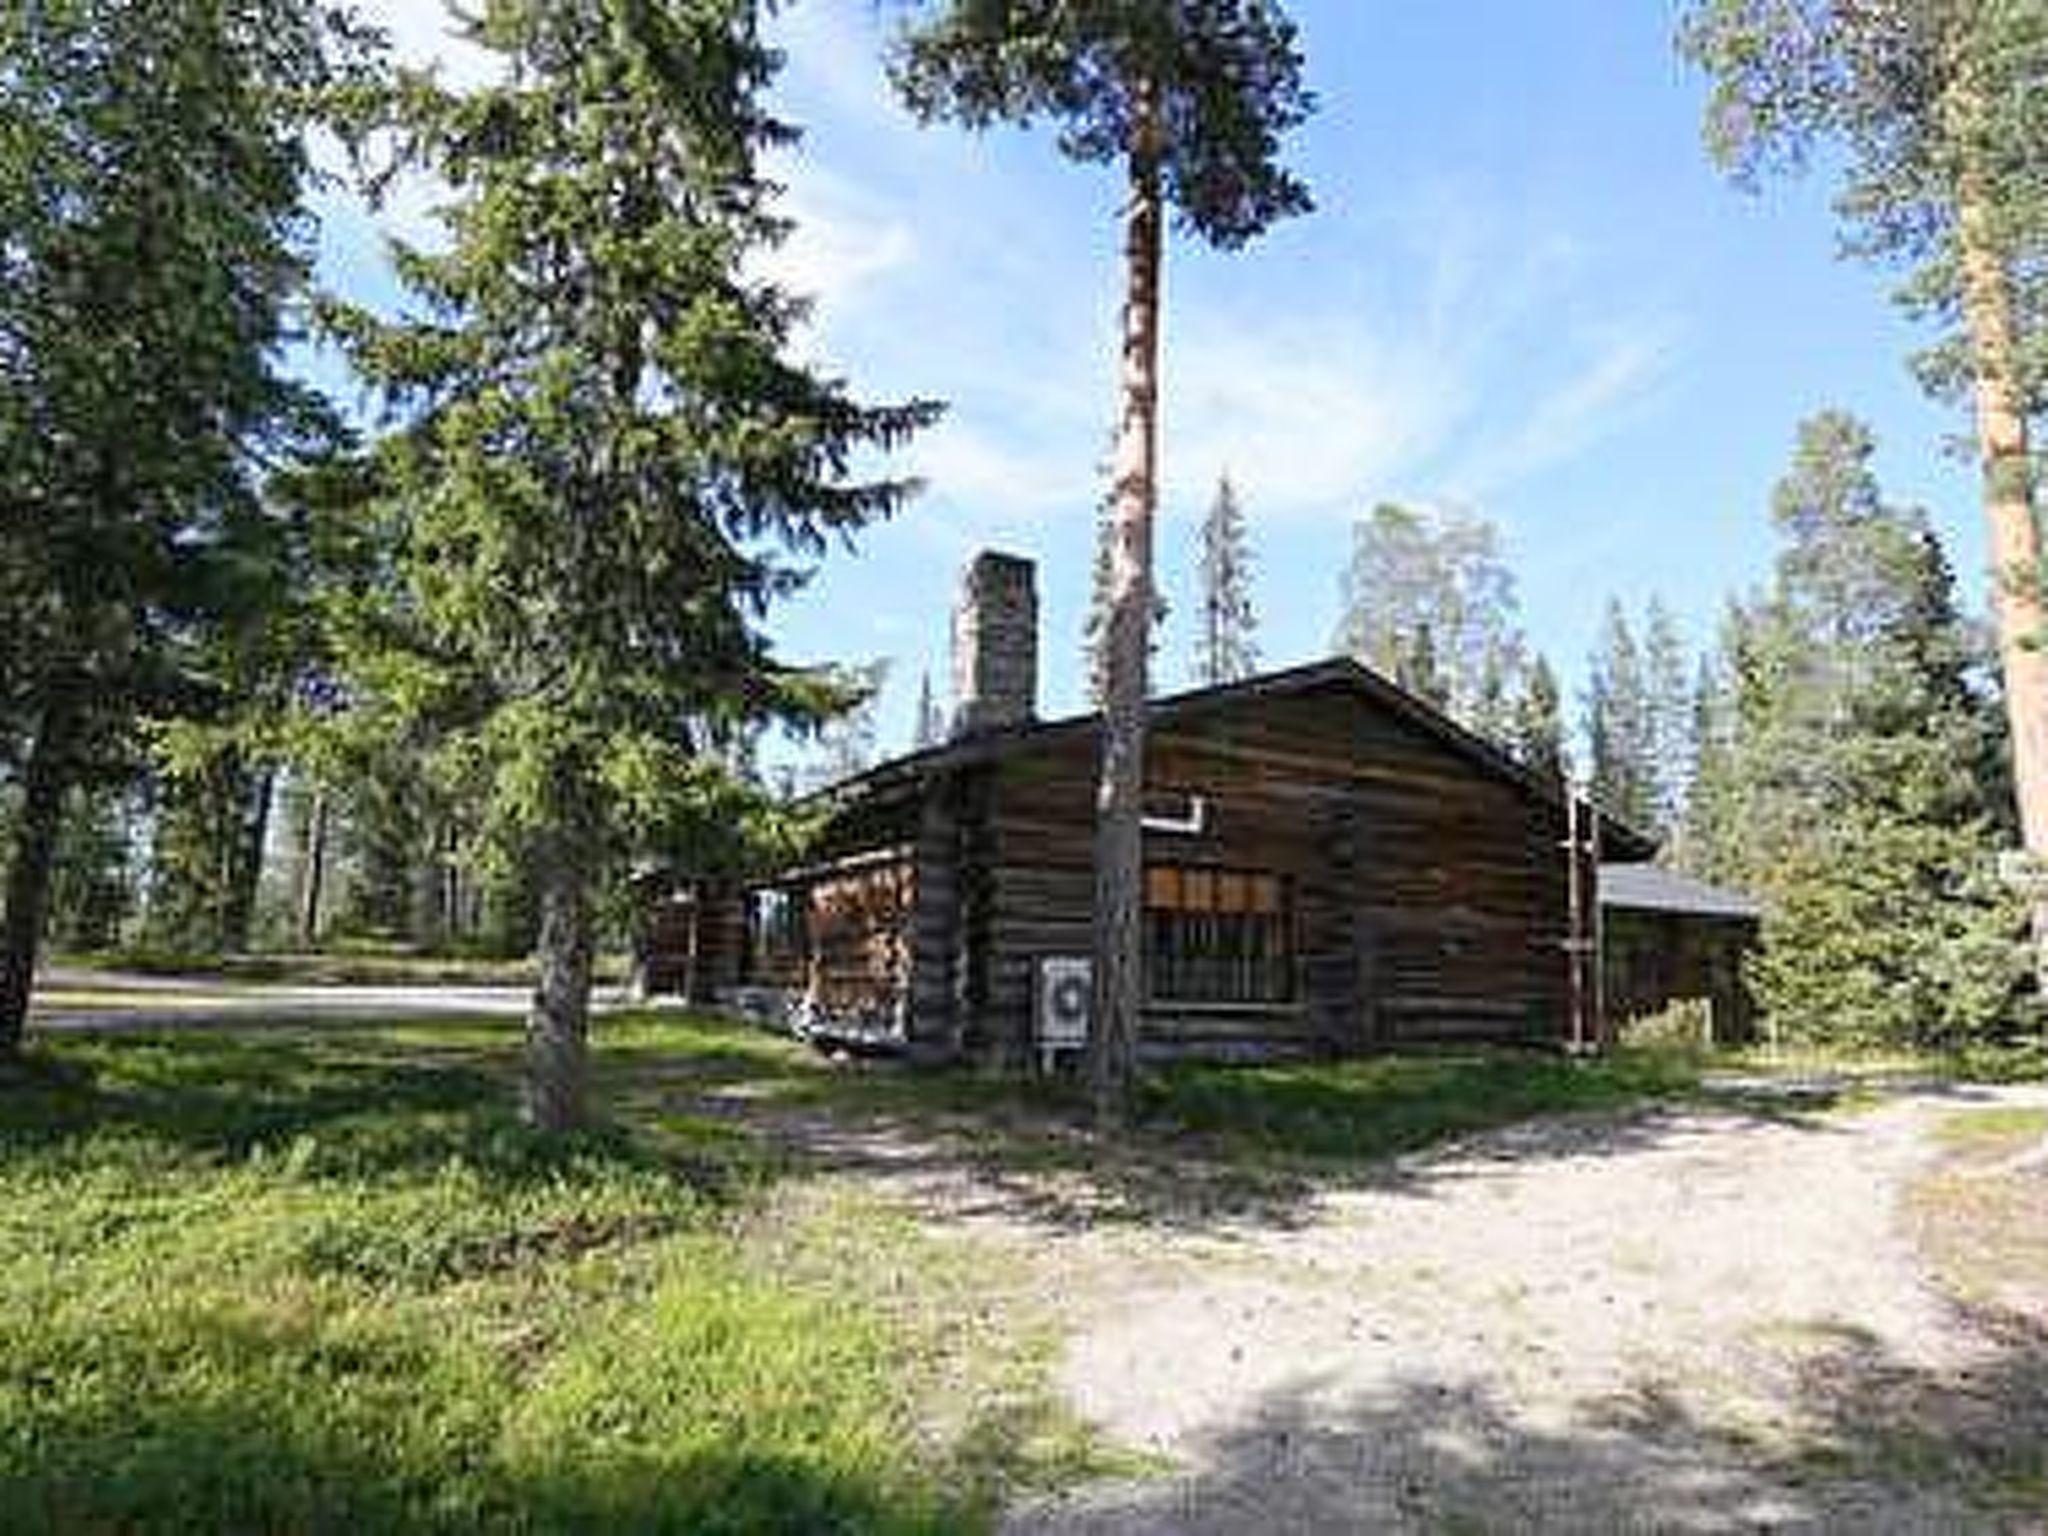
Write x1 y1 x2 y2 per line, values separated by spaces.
1160 312 1469 519
758 164 916 320
1444 324 1683 502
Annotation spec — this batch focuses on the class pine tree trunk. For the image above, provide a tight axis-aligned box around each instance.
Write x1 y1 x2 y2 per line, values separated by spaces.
1089 81 1164 1128
0 698 77 1054
524 830 594 1133
296 785 327 948
1954 113 2048 994
223 766 271 953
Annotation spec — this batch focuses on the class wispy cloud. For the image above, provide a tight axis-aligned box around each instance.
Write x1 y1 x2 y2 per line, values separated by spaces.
758 165 917 322
1443 323 1683 503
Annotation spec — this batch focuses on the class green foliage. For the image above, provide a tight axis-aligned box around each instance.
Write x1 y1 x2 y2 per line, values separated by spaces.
1680 0 2048 414
0 0 377 1038
1144 1047 1701 1162
1333 502 1537 743
1507 653 1568 782
327 0 935 881
45 785 136 952
0 1023 1016 1533
322 0 938 1120
1584 597 1693 839
1192 471 1259 686
1692 412 2030 1049
891 0 1314 248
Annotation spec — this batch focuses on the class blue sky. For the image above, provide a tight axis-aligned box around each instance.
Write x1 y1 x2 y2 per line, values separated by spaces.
321 1 1987 761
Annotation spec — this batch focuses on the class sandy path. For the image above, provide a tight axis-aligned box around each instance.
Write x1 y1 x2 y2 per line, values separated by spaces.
981 1086 2048 1534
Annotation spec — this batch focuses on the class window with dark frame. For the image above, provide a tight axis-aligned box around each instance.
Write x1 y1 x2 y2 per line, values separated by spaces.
1144 865 1293 1005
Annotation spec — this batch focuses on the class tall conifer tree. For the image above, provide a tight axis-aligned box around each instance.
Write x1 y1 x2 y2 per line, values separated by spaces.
1193 472 1259 686
332 0 936 1130
893 2 1313 1123
1683 0 2048 991
1714 413 2026 1046
0 0 370 1046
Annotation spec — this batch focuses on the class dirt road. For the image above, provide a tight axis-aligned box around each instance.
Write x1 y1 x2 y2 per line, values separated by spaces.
981 1088 2048 1533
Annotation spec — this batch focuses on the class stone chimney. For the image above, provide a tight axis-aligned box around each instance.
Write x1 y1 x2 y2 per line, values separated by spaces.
950 551 1038 737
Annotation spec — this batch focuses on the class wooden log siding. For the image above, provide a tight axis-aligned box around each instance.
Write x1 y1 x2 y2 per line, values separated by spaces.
805 860 913 1025
971 687 1575 1061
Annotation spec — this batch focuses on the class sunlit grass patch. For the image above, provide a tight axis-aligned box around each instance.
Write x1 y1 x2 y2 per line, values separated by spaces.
0 1021 1067 1533
1141 1046 1702 1162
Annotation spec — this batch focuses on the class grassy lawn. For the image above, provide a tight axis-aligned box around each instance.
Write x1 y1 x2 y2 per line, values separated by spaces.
0 1018 1094 1534
0 1011 1729 1531
45 946 633 989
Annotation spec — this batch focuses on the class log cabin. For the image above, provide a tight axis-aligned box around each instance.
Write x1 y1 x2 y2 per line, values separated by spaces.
644 550 1758 1066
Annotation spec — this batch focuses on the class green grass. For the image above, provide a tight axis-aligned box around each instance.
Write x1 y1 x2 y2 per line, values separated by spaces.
1930 1105 2048 1152
1142 1046 1703 1162
46 946 632 988
0 1020 1060 1534
0 1011 1738 1529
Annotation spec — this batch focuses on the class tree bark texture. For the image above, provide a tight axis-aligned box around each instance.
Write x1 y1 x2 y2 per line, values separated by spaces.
0 698 77 1054
1089 80 1164 1128
296 785 328 948
524 832 594 1133
1953 95 2048 993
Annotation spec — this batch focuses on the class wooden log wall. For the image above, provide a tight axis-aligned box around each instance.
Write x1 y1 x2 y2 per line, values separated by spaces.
973 686 1573 1063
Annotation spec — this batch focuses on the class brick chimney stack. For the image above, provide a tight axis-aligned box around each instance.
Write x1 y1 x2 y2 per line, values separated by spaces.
950 551 1038 738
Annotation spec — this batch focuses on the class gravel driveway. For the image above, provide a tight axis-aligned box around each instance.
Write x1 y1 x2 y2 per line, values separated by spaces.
980 1087 2048 1534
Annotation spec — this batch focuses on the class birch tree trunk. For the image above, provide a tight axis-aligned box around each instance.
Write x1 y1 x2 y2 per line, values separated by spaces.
0 697 76 1055
524 828 594 1133
1952 77 2048 995
1089 80 1164 1127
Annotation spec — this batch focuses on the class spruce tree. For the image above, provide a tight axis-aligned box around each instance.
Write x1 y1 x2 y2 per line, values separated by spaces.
1585 601 1659 832
893 2 1314 1122
1509 654 1568 782
331 0 936 1130
1193 472 1259 686
0 0 372 1046
1716 414 2026 1047
1644 597 1694 844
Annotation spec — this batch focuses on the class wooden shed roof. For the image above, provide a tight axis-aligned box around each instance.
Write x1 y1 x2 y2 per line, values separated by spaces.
813 657 1658 861
1598 861 1763 921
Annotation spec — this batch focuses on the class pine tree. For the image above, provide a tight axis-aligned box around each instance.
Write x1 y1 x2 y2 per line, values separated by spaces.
894 3 1315 1123
1683 0 2048 994
331 0 936 1130
1193 472 1258 686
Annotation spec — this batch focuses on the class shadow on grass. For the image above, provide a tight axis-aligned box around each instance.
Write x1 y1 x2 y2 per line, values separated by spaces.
1005 1299 2048 1533
599 1016 1889 1233
0 1026 727 1200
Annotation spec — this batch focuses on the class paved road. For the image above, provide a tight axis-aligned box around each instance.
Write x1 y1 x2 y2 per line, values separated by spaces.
27 967 647 1032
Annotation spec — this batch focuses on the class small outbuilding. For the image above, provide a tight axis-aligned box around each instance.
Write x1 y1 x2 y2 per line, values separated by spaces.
1600 860 1763 1044
648 550 1761 1068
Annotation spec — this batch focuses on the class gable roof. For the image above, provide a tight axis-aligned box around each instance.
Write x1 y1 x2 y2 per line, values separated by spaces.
813 656 1658 860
